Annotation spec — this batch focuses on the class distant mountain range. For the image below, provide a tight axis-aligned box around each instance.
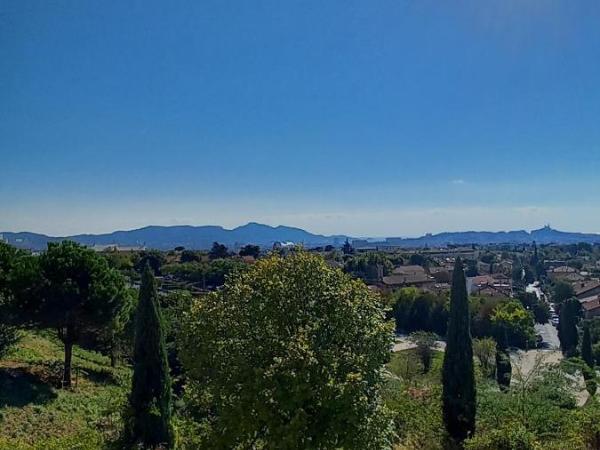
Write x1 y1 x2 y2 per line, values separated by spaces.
2 224 600 251
368 226 600 248
0 223 348 251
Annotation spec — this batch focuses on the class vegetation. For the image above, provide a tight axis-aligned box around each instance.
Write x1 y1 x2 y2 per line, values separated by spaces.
4 240 600 448
125 266 173 448
559 298 581 357
409 331 438 374
0 330 130 449
178 252 394 449
9 242 128 387
442 258 476 443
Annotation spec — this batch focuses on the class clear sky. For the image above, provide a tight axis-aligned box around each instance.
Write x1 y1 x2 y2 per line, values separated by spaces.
2 0 600 237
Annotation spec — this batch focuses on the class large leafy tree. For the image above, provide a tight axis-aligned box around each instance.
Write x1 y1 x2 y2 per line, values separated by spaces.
125 265 173 448
442 258 476 443
12 241 127 387
491 300 536 349
179 252 394 449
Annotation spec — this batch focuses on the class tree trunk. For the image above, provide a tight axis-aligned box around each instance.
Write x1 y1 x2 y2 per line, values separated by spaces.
63 339 73 388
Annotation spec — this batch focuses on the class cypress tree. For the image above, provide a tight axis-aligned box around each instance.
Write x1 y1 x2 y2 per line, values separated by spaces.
558 298 580 357
582 321 593 368
442 258 476 442
126 265 173 448
495 349 512 391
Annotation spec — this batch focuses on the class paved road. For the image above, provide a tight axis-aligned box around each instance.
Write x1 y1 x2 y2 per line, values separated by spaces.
536 322 560 349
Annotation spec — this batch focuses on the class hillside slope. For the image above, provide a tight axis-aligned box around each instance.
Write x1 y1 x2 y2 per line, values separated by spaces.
0 332 130 450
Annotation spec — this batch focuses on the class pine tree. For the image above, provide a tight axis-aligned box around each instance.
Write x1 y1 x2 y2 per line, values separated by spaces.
126 265 173 448
582 321 594 368
442 258 476 442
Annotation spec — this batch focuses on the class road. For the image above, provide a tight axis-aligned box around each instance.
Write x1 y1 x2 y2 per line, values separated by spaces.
535 322 560 350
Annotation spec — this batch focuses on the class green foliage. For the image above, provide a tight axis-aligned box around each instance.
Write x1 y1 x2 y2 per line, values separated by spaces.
179 249 200 263
552 281 575 304
409 253 427 267
208 242 228 259
582 321 594 368
442 258 476 442
344 252 392 282
162 258 247 288
0 323 21 358
558 298 581 356
0 331 130 449
490 300 536 349
179 252 394 449
409 331 438 374
134 250 165 275
476 361 579 448
473 338 496 379
125 266 173 448
10 241 128 387
391 288 448 336
342 238 353 255
518 292 549 324
238 244 260 258
464 424 537 450
495 350 512 390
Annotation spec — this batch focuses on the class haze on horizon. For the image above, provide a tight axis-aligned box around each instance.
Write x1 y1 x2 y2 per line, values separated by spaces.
2 1 600 237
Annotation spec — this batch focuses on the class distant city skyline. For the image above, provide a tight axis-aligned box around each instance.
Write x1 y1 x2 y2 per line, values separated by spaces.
2 1 600 236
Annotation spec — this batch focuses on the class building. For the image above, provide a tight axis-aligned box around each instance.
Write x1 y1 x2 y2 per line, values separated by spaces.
548 266 578 282
575 280 600 300
467 275 512 297
582 297 600 319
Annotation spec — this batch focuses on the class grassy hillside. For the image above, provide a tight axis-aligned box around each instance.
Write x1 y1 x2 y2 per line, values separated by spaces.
0 331 130 450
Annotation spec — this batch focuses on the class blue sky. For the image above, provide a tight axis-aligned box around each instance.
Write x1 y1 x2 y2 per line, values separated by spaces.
2 0 600 237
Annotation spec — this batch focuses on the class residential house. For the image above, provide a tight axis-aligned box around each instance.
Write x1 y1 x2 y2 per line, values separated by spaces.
582 298 600 319
575 280 600 300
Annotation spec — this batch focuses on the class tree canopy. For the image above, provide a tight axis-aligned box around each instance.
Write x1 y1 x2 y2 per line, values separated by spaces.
178 252 394 449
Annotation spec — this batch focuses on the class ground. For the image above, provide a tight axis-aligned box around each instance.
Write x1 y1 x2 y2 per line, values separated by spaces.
0 331 130 450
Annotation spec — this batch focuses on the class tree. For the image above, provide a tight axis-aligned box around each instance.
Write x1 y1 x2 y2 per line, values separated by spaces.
178 252 394 449
553 281 575 304
409 253 426 267
125 265 173 448
409 331 437 373
465 259 479 277
518 292 550 324
495 349 512 391
342 238 354 255
209 241 229 259
531 301 550 324
442 258 476 442
582 321 594 368
180 249 200 263
12 241 127 387
0 243 23 357
135 250 165 275
558 298 581 357
473 338 497 379
239 244 260 258
491 301 536 349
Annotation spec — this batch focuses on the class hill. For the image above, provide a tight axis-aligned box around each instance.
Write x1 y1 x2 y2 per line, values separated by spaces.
3 223 600 251
1 223 349 251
